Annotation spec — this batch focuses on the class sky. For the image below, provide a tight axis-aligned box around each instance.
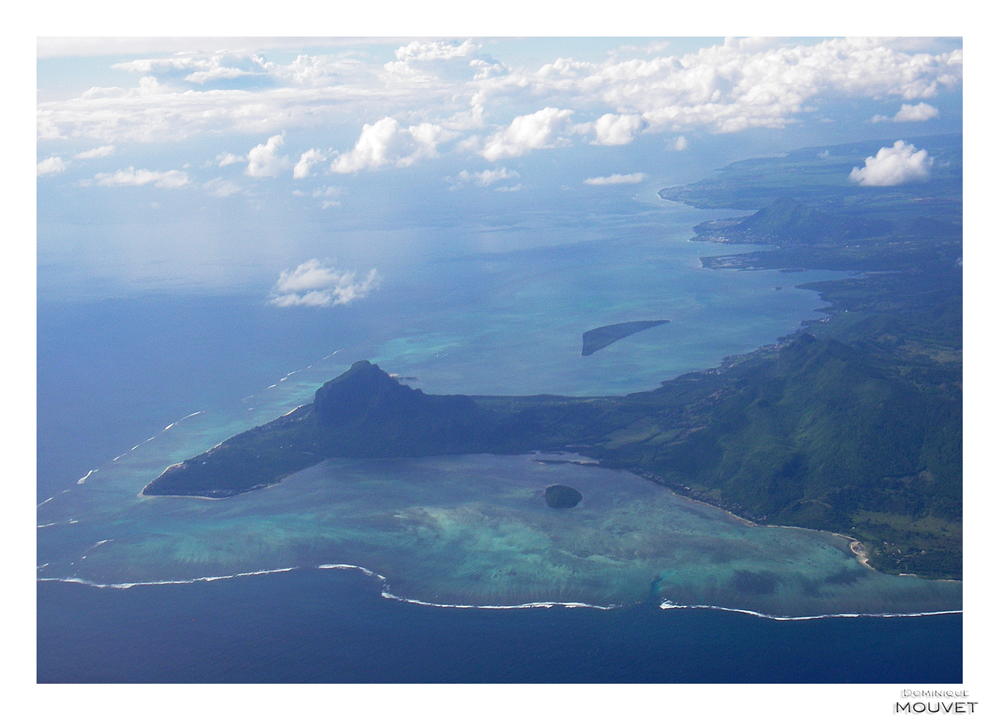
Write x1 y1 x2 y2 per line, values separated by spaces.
36 35 964 302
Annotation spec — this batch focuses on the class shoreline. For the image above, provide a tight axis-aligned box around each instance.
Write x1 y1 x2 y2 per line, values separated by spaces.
36 563 962 620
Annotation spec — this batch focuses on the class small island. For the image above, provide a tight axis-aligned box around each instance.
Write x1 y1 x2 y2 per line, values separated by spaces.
582 320 670 356
544 484 583 509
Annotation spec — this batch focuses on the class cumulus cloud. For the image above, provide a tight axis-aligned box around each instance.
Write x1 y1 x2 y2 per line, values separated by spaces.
893 102 940 122
848 141 932 186
269 259 380 307
91 166 190 188
331 118 451 173
37 157 68 175
872 103 940 124
217 152 245 167
112 52 272 85
36 38 963 173
384 40 506 82
672 135 688 151
450 167 520 189
583 173 647 186
293 148 328 179
246 135 292 177
202 177 243 197
496 38 962 135
482 107 574 161
592 113 647 145
73 145 115 159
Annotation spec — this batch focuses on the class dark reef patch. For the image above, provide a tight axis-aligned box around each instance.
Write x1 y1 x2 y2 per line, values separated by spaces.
544 484 583 509
582 320 669 356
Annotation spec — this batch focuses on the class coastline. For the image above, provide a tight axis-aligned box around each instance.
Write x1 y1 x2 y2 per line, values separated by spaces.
37 562 962 620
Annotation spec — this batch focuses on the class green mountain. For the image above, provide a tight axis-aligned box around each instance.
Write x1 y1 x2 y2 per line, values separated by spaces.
693 196 893 245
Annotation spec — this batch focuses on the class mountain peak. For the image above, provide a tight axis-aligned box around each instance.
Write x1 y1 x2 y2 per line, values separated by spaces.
312 360 418 425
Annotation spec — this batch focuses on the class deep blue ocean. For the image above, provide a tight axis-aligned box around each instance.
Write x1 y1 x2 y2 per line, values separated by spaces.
37 197 962 683
37 567 960 684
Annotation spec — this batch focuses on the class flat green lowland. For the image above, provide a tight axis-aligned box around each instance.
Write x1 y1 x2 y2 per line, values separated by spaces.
582 320 670 356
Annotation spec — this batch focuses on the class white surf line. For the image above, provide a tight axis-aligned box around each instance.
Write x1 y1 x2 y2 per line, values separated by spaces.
34 562 959 619
37 566 298 590
76 469 98 485
56 409 208 501
318 563 388 581
248 349 345 407
111 410 206 463
657 600 962 621
37 522 58 529
380 591 619 611
314 564 619 611
80 539 114 562
273 353 335 387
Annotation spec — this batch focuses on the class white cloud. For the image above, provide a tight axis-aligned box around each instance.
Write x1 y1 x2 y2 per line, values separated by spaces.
202 178 243 197
592 113 646 145
451 167 520 189
112 52 272 85
246 135 292 177
848 141 932 186
331 118 451 173
217 152 245 167
269 259 380 307
893 102 940 122
491 38 962 135
384 40 505 82
37 157 68 175
482 107 574 161
293 149 328 179
672 135 688 151
92 166 190 188
494 184 522 192
293 185 344 208
583 173 648 186
73 145 115 159
36 38 962 173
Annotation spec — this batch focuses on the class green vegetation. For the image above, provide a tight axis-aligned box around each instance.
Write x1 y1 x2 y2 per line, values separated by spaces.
659 133 961 224
582 320 670 356
146 134 962 580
